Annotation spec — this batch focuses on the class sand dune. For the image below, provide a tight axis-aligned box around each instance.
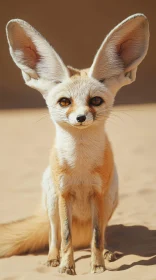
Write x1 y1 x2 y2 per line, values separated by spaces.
0 105 156 279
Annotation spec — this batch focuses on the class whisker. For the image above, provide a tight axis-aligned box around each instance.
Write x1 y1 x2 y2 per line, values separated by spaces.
110 113 124 123
35 114 50 123
113 111 137 123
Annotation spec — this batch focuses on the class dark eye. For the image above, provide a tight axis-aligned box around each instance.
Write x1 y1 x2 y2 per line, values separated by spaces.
58 97 71 107
99 78 105 83
89 96 104 106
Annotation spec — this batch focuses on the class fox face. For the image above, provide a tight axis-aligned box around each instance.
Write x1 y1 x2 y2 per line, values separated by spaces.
46 75 114 129
6 15 149 130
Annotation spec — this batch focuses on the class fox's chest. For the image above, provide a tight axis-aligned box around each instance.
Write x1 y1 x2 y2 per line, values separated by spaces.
52 141 105 194
59 168 102 220
59 167 103 195
50 137 114 220
51 134 113 195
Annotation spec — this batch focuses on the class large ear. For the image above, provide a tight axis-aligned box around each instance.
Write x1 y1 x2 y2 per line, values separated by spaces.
6 19 69 98
89 14 149 94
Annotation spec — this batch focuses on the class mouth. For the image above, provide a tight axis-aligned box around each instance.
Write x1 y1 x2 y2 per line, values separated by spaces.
71 121 93 129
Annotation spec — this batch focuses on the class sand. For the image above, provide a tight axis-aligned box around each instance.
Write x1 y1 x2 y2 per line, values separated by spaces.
0 105 156 279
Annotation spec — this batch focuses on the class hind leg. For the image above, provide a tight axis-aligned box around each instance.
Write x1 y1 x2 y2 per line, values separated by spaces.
42 166 61 267
90 166 119 273
103 166 121 262
47 214 60 267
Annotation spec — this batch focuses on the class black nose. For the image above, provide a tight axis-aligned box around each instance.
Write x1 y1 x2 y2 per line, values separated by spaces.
76 115 86 123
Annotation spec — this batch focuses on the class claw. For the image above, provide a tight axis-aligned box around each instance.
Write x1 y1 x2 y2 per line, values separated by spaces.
59 265 76 275
91 265 105 274
104 250 123 262
46 258 60 267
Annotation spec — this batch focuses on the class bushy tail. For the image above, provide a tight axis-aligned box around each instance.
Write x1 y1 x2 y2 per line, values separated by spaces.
0 212 49 257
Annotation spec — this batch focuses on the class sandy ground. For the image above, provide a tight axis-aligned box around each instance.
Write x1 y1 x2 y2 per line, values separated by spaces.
0 105 156 279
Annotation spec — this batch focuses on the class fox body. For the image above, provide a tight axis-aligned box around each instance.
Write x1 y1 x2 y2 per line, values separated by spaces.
0 14 149 274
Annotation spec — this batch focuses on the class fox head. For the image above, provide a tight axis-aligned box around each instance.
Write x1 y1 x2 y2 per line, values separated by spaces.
6 14 149 130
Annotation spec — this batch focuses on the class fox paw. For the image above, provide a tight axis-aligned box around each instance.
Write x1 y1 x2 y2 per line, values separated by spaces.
59 265 76 275
104 250 123 262
46 258 60 267
91 265 105 274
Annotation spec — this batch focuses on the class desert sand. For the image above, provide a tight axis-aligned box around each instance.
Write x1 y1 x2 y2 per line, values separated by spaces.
0 105 156 279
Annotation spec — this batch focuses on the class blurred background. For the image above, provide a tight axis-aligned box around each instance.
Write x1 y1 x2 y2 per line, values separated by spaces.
1 3 156 277
0 0 155 109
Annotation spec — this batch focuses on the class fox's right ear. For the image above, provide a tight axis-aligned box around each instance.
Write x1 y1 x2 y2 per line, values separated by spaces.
6 19 69 99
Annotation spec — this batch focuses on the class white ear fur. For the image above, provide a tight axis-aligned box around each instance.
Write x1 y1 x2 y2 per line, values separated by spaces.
89 14 149 94
6 19 69 98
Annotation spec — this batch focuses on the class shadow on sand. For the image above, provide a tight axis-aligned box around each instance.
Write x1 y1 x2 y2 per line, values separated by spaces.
105 224 156 257
105 224 156 270
75 224 156 270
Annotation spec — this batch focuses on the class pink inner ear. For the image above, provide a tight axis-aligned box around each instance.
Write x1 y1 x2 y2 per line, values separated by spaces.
23 45 40 69
117 38 134 68
8 22 41 69
115 25 146 69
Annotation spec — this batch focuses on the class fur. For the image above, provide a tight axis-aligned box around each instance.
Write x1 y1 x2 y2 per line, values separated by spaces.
0 13 149 275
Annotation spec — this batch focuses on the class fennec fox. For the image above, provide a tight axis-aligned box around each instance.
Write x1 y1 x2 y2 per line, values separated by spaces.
0 14 149 275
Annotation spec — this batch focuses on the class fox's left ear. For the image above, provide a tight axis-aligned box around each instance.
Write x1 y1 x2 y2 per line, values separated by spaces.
89 14 149 94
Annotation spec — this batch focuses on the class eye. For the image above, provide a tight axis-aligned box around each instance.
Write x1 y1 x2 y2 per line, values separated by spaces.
58 97 71 107
89 96 104 106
